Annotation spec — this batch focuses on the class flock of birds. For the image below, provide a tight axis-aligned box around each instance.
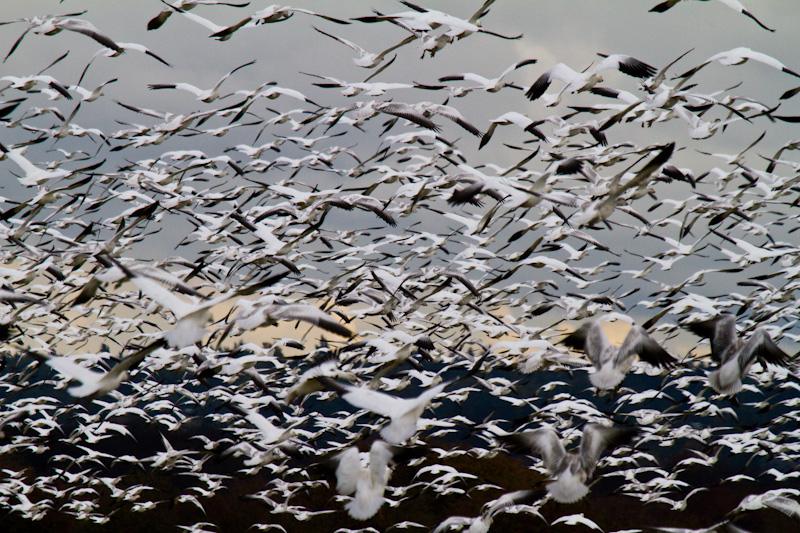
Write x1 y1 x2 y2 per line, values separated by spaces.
2 0 800 531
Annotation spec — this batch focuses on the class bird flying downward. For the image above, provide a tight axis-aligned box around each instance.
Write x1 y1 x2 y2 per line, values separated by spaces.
572 142 675 229
333 439 398 520
312 26 409 69
685 313 795 395
563 318 678 390
505 424 637 503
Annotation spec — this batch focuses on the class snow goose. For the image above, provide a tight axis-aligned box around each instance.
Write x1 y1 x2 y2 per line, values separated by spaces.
209 4 350 40
347 101 441 132
30 341 165 398
410 102 483 137
317 377 450 444
147 0 252 31
0 74 72 100
650 0 774 32
333 439 426 520
438 58 538 94
155 1 349 40
678 47 800 82
526 55 656 105
685 313 794 395
728 489 800 521
319 352 487 444
673 104 743 140
78 42 171 85
148 59 255 103
562 316 678 390
353 0 522 41
480 111 548 149
312 26 411 69
431 489 544 533
96 255 237 348
0 142 84 187
2 13 123 62
504 424 637 503
284 350 357 404
570 142 674 228
225 394 295 446
66 78 117 102
303 72 419 97
231 294 354 339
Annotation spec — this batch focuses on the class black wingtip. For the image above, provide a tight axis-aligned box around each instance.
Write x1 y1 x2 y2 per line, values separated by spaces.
525 75 548 101
562 325 588 351
465 348 492 379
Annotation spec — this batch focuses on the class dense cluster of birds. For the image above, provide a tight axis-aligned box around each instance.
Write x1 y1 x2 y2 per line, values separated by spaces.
2 1 800 531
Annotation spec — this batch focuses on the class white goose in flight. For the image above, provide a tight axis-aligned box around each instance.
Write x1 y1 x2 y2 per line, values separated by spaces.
157 1 350 41
678 47 800 81
96 255 236 348
319 377 450 443
526 54 656 106
505 424 637 503
31 341 165 398
2 13 123 62
0 142 85 187
686 313 794 395
318 352 487 443
333 439 396 520
438 58 539 94
563 316 678 390
146 0 252 31
649 0 774 33
148 59 255 103
353 0 522 41
312 26 411 69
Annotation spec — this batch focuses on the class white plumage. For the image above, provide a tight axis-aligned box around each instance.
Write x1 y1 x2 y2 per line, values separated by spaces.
322 378 449 443
335 440 396 520
508 424 636 503
563 317 677 390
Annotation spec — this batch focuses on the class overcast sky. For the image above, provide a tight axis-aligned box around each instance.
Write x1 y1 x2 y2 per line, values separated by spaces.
3 1 797 156
3 1 797 144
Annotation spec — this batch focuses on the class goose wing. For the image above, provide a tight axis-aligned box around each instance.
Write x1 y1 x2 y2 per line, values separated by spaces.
686 313 737 363
739 328 792 369
510 427 566 476
618 325 677 368
579 424 636 478
563 321 609 367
